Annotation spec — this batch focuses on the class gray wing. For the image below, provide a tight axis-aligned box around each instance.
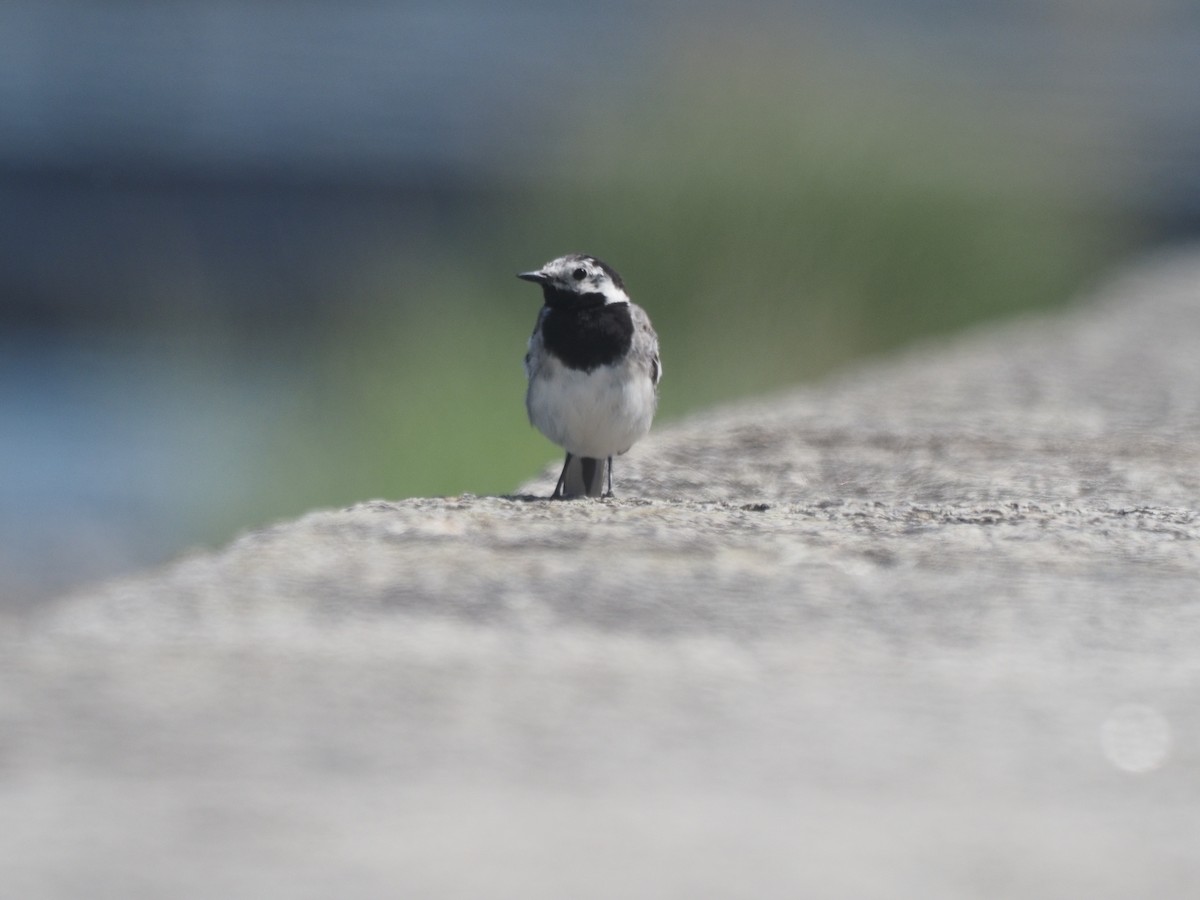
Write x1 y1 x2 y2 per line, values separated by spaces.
629 303 662 386
524 307 550 425
524 306 550 381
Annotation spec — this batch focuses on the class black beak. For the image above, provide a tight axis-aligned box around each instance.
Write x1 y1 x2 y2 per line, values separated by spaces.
517 270 549 284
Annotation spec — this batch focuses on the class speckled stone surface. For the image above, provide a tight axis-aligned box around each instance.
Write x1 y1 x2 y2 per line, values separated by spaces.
4 249 1200 899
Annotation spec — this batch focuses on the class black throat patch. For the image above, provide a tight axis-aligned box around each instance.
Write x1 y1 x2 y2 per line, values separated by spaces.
541 299 635 372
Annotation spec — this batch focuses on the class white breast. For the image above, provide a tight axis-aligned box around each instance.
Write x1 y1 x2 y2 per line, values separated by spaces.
526 355 657 458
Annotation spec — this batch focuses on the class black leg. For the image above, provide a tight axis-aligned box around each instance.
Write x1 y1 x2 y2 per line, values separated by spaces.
603 456 614 498
552 453 572 499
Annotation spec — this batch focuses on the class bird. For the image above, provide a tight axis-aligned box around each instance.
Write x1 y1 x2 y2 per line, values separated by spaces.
518 253 661 499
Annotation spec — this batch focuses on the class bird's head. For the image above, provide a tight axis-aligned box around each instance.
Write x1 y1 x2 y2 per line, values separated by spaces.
517 254 630 309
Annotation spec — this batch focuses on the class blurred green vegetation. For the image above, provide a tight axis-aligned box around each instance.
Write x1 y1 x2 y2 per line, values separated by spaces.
229 45 1136 536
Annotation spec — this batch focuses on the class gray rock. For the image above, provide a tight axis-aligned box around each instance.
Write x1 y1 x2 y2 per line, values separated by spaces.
5 249 1200 899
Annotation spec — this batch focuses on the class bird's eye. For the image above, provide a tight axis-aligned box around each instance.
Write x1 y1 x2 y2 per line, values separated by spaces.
572 267 587 281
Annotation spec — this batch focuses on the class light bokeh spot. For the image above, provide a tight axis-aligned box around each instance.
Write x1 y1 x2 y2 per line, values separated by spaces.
1100 704 1171 774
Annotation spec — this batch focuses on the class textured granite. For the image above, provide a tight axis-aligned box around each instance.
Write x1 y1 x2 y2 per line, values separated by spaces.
4 248 1200 899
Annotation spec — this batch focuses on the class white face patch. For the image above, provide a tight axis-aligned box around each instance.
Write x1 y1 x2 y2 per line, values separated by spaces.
537 255 631 305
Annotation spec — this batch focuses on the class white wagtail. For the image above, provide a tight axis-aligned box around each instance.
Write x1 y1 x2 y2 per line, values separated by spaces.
518 253 661 499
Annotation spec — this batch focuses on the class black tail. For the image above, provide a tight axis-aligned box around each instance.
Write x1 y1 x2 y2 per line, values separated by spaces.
553 453 611 499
